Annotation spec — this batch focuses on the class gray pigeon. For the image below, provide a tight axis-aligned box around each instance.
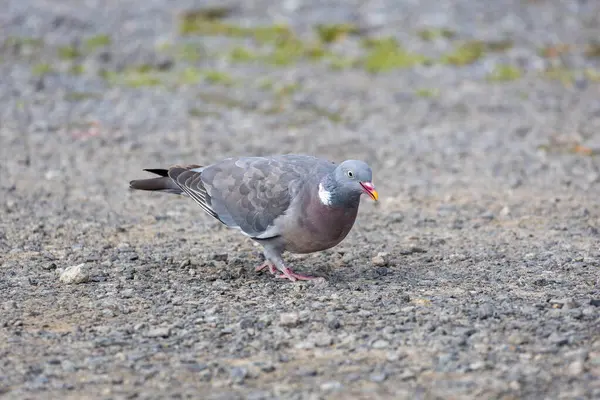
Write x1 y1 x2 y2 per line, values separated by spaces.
129 155 378 281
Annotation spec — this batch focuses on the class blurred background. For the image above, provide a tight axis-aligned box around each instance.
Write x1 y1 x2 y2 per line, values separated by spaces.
1 1 599 398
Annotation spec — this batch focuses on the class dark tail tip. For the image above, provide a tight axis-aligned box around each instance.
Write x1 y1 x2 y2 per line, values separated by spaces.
143 168 169 177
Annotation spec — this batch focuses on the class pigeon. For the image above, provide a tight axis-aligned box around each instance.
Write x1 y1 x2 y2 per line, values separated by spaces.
129 155 378 281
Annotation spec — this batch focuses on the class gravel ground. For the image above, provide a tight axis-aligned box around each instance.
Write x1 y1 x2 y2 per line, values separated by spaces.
1 0 599 399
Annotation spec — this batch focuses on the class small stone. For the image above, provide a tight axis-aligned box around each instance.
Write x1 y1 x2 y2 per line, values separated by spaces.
509 381 521 390
314 333 333 347
212 253 228 262
146 327 171 338
469 361 486 371
508 333 529 345
548 332 569 346
399 246 426 255
229 367 247 384
259 363 275 373
478 303 495 319
590 299 600 307
59 264 90 284
117 242 131 251
327 318 341 330
567 360 584 376
294 340 315 350
549 297 579 309
320 381 342 391
480 211 495 220
279 312 300 327
133 323 146 331
371 252 389 267
370 372 387 382
371 339 390 349
42 263 57 271
399 370 416 380
179 259 191 268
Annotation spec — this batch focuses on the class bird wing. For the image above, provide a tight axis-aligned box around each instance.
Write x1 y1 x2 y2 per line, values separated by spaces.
171 155 332 239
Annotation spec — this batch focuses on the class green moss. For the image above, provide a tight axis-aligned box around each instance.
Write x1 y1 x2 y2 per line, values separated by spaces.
178 43 203 62
178 67 202 84
104 66 162 87
178 10 296 45
203 70 234 85
257 78 274 90
417 28 456 41
487 65 522 82
65 92 101 101
188 108 220 118
584 68 600 82
252 25 294 44
32 63 53 75
69 64 85 75
181 6 234 22
414 88 440 98
4 36 44 48
485 39 514 52
229 46 258 62
179 8 246 36
275 83 300 97
361 38 428 73
57 45 81 60
316 23 360 43
440 41 486 65
84 34 111 51
265 38 325 65
327 55 357 70
542 67 575 85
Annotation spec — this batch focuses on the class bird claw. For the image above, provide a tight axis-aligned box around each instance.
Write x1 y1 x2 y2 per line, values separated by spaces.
275 267 318 281
255 261 277 274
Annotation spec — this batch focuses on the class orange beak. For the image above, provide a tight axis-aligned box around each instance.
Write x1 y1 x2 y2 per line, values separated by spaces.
360 182 379 201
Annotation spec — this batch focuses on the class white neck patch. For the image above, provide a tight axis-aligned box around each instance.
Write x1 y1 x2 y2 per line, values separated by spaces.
318 183 333 206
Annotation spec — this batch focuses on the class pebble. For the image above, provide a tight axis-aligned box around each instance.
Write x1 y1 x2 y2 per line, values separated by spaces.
478 303 495 319
320 381 342 391
549 297 579 309
370 372 387 382
371 339 390 349
42 262 57 271
59 263 90 284
548 332 569 346
508 333 529 345
371 252 389 267
145 327 171 338
117 242 131 252
567 360 584 376
229 367 247 384
279 312 300 327
399 370 416 380
313 332 333 347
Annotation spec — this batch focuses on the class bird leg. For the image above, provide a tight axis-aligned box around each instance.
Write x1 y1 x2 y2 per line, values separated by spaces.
260 246 318 281
255 261 277 274
275 266 318 281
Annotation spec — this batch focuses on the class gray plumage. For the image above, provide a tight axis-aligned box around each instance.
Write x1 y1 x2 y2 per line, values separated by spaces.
129 155 378 281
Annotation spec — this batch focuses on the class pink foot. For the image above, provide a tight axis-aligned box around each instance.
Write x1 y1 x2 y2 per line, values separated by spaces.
255 261 277 274
275 267 318 282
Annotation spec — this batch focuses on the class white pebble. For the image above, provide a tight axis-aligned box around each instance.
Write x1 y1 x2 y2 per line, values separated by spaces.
59 263 90 284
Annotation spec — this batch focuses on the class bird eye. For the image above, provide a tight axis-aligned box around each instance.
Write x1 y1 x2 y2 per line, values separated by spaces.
347 171 354 178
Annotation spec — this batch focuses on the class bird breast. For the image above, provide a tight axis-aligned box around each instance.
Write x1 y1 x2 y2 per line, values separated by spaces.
280 192 359 254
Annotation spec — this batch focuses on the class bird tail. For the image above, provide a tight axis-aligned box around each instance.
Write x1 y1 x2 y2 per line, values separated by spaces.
129 169 183 194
